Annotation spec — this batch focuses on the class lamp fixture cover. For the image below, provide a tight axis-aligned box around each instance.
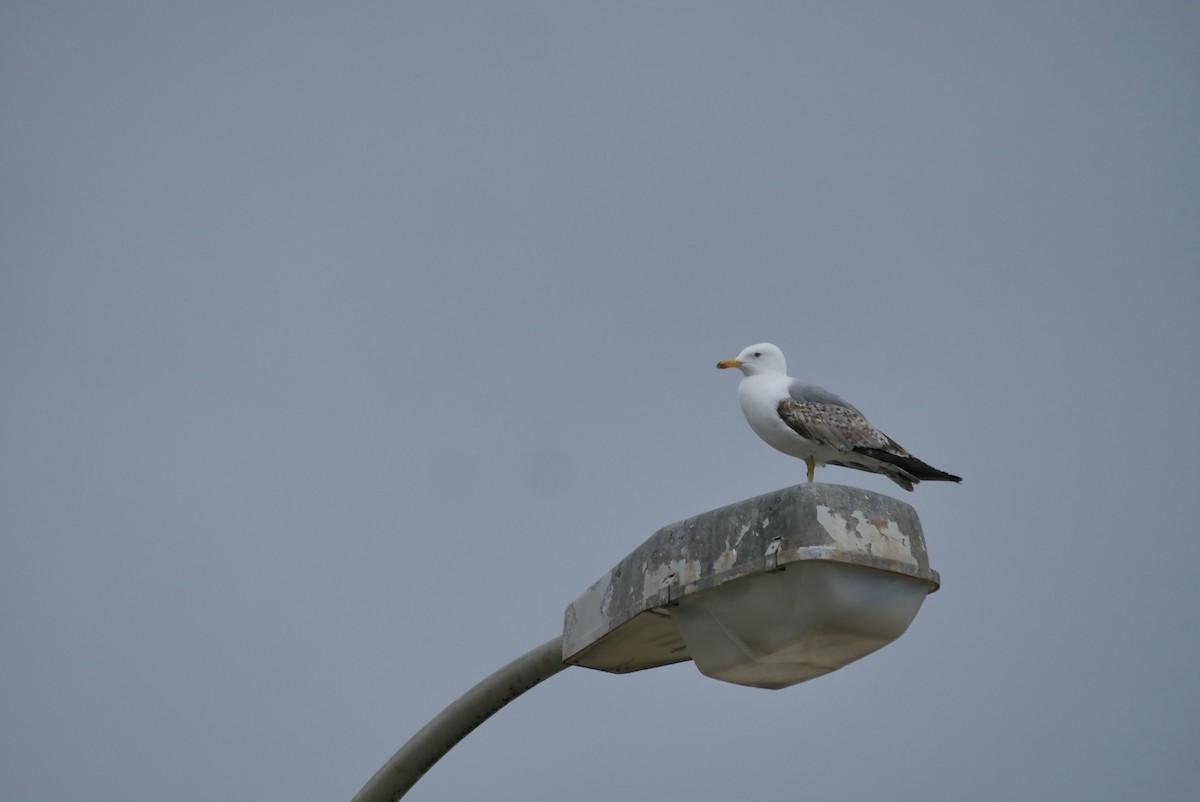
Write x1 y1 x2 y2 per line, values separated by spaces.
562 483 939 688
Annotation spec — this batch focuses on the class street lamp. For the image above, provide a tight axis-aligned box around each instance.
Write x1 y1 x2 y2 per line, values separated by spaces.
352 483 939 801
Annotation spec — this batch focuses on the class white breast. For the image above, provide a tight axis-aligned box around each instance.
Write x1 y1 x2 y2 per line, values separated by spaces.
735 374 849 465
736 375 813 459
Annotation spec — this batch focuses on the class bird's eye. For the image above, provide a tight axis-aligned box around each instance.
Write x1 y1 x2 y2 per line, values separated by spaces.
753 351 762 357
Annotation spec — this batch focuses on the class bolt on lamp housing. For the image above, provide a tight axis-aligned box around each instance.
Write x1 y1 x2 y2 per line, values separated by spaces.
562 484 939 690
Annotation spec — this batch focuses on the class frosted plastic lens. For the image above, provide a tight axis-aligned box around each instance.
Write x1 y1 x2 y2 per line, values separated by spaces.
671 562 930 689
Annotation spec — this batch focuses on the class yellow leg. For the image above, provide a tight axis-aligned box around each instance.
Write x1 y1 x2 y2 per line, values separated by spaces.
806 456 815 483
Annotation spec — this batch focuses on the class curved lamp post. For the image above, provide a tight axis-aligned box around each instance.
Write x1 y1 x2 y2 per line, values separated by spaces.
352 483 940 801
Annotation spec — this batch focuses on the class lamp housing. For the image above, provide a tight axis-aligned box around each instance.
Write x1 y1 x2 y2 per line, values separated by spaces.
561 483 939 690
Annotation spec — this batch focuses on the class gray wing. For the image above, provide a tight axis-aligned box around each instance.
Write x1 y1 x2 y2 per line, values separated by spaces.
787 381 864 415
779 384 963 484
776 395 906 454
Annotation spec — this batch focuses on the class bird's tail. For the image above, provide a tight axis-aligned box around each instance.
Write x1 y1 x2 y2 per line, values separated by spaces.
854 448 963 487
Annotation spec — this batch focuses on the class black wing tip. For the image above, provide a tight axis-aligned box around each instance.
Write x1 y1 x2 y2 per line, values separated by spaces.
918 468 963 484
853 448 962 484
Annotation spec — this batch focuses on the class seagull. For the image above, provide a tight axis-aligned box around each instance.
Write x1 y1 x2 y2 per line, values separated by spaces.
717 343 961 491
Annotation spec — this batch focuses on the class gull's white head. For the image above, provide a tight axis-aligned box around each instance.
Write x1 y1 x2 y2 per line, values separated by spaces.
717 342 788 377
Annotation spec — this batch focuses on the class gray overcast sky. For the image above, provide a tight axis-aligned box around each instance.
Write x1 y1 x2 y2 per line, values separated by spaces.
3 3 1198 800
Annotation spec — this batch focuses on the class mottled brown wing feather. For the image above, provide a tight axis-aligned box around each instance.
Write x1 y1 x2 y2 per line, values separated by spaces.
776 399 908 455
777 399 962 485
